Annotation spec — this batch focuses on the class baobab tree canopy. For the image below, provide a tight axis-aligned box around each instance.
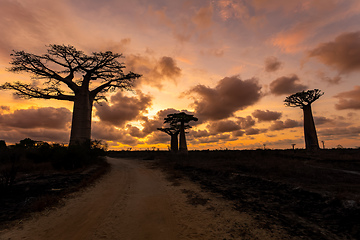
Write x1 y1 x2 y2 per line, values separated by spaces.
284 89 324 108
0 44 141 146
164 112 198 125
284 89 323 150
163 112 198 153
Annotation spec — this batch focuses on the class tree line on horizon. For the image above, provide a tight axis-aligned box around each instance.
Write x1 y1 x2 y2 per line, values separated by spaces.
0 44 324 153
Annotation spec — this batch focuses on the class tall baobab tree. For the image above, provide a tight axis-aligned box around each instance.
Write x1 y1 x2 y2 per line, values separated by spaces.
164 112 198 153
157 126 180 153
0 44 141 147
284 89 324 150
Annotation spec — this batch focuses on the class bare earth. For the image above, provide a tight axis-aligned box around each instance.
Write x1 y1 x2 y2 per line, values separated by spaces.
0 157 293 240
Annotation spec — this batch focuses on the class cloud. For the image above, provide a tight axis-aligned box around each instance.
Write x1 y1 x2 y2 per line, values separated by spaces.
193 5 213 28
95 91 152 126
319 127 360 138
269 74 308 95
308 31 360 73
316 71 342 85
207 120 241 134
0 128 70 144
187 76 262 120
269 119 301 131
245 128 266 135
252 109 282 122
191 129 211 138
334 86 360 110
92 122 139 146
126 55 182 89
264 56 282 72
0 106 10 112
236 116 256 129
314 116 333 125
0 107 71 129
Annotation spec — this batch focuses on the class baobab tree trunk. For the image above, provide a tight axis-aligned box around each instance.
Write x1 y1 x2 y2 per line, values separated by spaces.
170 134 179 153
179 121 187 153
69 91 93 147
302 104 319 151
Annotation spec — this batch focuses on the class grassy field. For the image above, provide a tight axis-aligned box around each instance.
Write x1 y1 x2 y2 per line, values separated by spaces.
110 149 360 239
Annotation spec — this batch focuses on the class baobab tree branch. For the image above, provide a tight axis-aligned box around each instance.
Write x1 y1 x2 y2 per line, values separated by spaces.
0 82 75 101
90 72 141 98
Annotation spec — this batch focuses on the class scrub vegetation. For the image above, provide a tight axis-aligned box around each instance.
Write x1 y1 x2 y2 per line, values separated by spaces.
0 138 109 229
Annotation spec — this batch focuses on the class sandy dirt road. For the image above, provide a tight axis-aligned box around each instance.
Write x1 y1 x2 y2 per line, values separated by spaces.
0 157 291 240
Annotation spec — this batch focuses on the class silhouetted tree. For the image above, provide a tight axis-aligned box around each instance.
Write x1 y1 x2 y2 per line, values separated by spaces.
157 124 191 153
0 45 141 147
164 112 198 153
284 89 323 150
157 126 180 153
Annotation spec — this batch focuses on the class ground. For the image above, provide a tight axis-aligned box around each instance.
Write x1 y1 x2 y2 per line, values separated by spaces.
1 150 359 239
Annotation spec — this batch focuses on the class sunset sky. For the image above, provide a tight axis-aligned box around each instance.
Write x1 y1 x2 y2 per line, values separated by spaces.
1 0 360 150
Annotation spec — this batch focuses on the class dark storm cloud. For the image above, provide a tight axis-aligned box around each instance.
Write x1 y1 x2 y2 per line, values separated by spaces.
264 56 282 72
187 76 262 120
0 107 71 129
252 109 282 122
269 119 301 131
269 74 307 95
334 86 360 110
95 91 152 126
308 31 360 73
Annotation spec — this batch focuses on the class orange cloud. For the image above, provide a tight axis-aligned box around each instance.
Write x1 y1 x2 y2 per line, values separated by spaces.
126 54 182 89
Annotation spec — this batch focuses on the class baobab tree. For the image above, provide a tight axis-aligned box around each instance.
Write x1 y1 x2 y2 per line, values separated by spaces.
157 126 180 153
164 112 198 153
0 44 141 147
284 89 324 150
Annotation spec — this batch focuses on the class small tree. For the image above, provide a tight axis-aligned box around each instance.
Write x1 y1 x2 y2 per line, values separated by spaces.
284 89 324 150
164 112 198 153
0 44 141 147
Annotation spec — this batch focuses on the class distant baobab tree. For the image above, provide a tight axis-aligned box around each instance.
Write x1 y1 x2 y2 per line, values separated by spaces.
157 125 182 153
163 112 198 153
0 44 141 147
284 89 324 151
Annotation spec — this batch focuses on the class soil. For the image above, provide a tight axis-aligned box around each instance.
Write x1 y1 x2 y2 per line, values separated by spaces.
0 157 304 240
0 161 109 230
1 153 359 239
